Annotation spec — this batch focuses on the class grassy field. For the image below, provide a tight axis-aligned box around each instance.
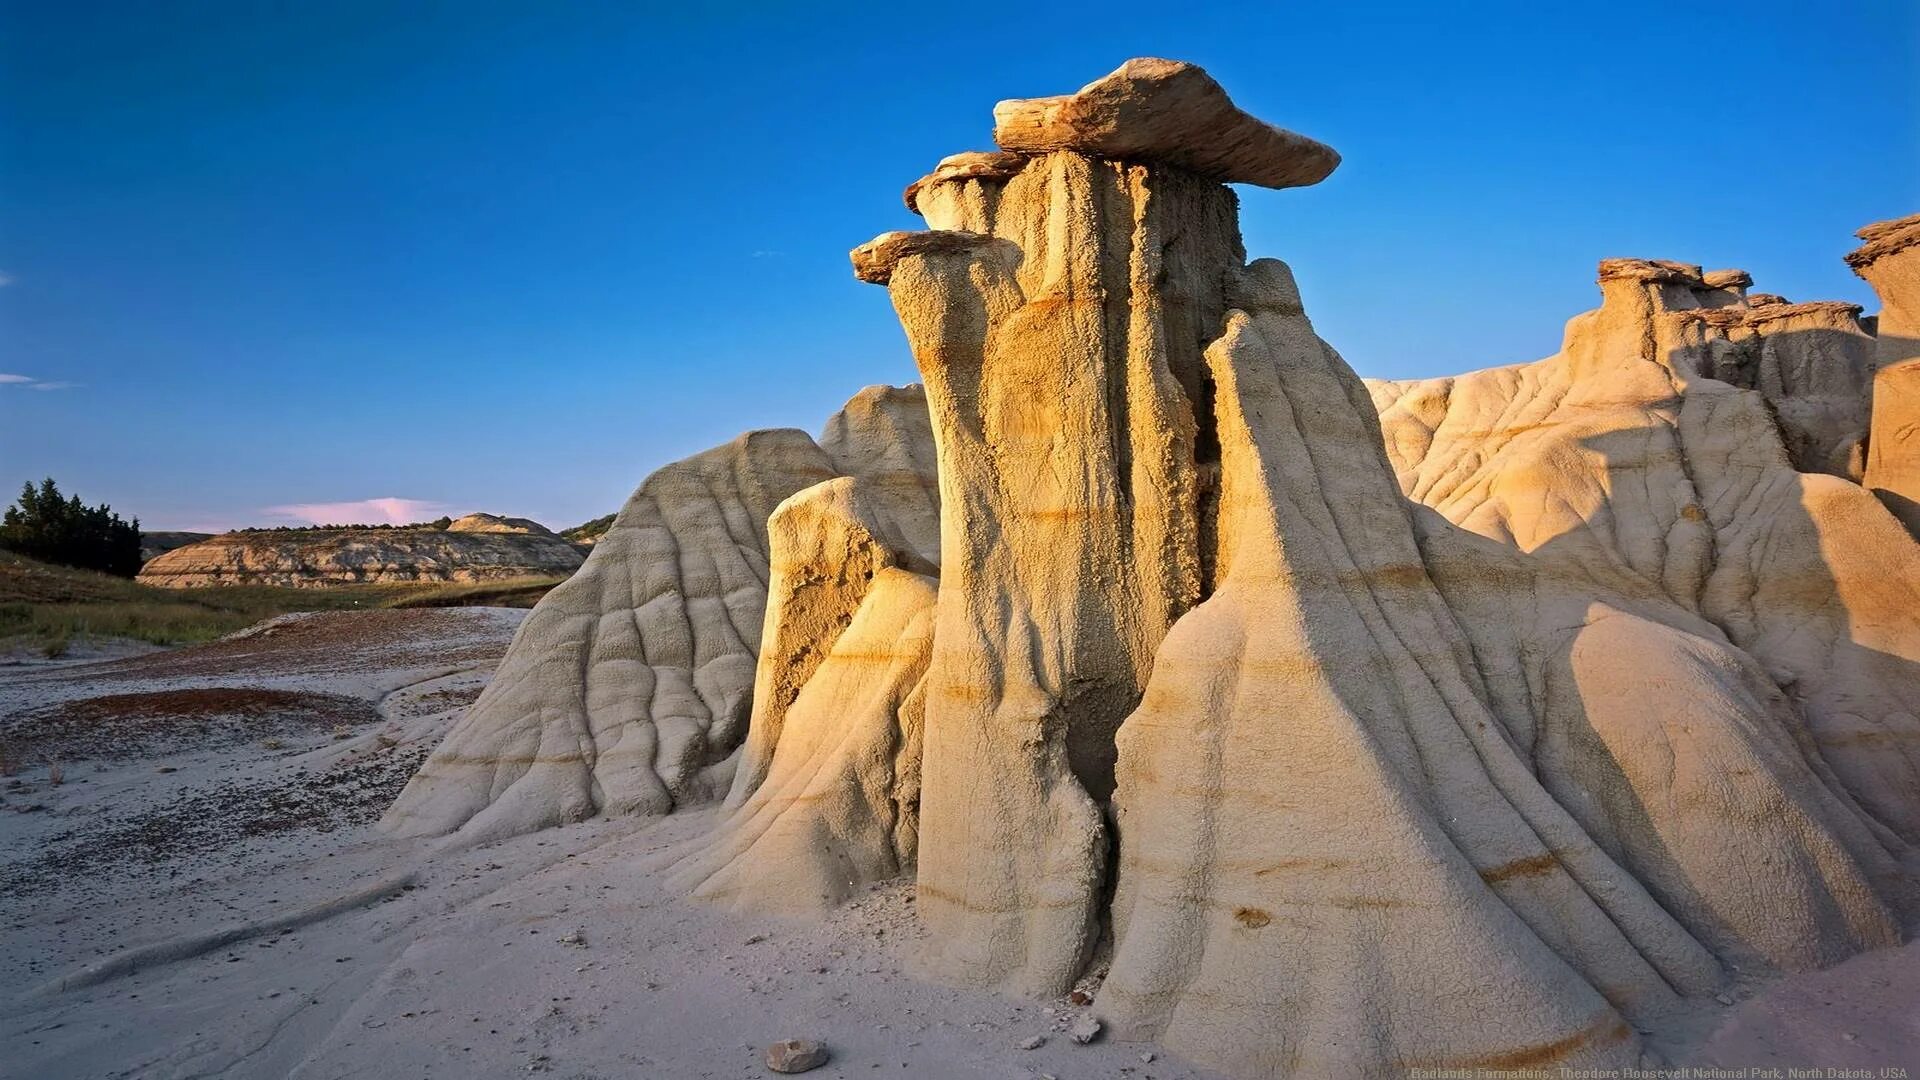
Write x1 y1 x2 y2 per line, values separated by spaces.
0 551 563 656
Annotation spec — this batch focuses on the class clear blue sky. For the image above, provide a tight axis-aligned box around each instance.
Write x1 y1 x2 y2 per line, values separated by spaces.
2 2 1914 531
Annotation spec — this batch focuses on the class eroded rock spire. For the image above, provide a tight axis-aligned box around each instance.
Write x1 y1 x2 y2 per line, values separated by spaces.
1849 212 1920 535
847 58 1912 1077
858 57 1329 994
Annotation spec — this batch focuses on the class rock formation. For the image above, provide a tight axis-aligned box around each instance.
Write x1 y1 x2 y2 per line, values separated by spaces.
1104 259 1906 1076
382 385 937 842
137 523 585 588
1849 213 1920 534
837 60 1913 1076
1366 258 1920 843
446 512 552 535
390 58 1920 1080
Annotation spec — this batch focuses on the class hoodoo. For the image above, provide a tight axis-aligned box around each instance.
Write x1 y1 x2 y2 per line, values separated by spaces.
1849 212 1920 534
386 58 1920 1080
848 59 1914 1076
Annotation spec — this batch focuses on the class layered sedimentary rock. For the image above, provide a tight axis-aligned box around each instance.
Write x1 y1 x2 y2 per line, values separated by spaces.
840 59 1912 1078
137 524 585 588
989 56 1339 190
389 56 1918 1080
1697 289 1871 478
383 386 936 842
871 58 1303 989
1102 260 1905 1078
723 476 936 808
656 383 944 908
668 479 936 910
1849 213 1920 533
1366 259 1920 842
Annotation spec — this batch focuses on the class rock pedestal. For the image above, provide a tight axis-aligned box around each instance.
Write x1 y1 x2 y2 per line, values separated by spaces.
869 58 1331 995
850 58 1912 1079
386 56 1920 1080
1849 213 1920 534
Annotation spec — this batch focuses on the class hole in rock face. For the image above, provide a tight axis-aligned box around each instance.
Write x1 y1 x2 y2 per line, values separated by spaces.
1056 678 1142 804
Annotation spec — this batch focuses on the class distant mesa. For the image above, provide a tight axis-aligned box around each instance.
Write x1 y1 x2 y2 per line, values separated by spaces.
445 512 552 536
136 513 583 589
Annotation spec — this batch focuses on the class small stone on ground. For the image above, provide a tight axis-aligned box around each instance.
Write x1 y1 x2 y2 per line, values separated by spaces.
765 1038 829 1073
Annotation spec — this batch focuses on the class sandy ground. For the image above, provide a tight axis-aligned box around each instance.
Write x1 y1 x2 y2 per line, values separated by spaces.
2 609 1916 1079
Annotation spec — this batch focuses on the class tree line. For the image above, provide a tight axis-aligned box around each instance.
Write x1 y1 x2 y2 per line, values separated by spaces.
0 479 143 577
235 517 455 533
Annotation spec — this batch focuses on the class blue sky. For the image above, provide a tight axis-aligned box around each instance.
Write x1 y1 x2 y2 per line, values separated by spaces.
2 1 1914 531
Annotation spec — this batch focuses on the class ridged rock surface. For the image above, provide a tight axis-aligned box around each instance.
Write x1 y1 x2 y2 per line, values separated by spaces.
837 59 1913 1079
669 474 937 908
383 57 1919 1080
723 475 937 812
137 526 585 589
1366 260 1920 842
382 386 936 843
882 146 1249 995
1101 259 1905 1078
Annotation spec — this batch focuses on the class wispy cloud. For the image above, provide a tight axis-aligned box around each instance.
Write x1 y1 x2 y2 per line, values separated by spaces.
0 372 76 390
260 496 453 527
749 250 786 259
0 272 15 287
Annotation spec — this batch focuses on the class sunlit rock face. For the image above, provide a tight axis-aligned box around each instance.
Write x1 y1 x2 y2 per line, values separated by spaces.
1366 257 1920 845
381 385 936 843
389 56 1920 1080
1850 213 1920 536
849 59 1913 1079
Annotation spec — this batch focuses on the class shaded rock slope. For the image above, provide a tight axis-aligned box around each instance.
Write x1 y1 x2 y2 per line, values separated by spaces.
389 58 1918 1079
1365 258 1920 844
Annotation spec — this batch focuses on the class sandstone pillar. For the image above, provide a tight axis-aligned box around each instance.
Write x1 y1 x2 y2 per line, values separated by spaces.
1849 213 1920 534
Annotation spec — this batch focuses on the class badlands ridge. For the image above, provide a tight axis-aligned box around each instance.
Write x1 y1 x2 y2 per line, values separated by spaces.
138 512 586 588
373 59 1920 1078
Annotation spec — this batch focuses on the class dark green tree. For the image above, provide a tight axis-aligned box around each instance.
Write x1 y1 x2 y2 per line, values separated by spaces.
0 478 143 577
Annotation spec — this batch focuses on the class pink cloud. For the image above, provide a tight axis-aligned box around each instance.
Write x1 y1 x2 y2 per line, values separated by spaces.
260 497 453 527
